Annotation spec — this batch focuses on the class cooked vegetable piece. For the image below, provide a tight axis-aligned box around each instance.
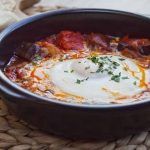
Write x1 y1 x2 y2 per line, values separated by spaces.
127 39 150 50
36 41 60 57
57 30 84 50
139 45 150 55
87 33 110 49
121 49 140 58
15 42 40 61
118 36 150 52
118 42 129 51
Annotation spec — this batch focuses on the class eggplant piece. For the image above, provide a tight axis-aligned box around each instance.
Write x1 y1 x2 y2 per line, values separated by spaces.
139 45 150 55
15 42 40 61
117 42 129 51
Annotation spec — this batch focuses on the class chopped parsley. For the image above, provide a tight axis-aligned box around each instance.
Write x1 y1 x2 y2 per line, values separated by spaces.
85 66 90 70
63 56 129 84
85 77 89 80
133 81 137 85
88 56 99 64
75 77 89 84
64 70 74 73
112 61 120 67
119 58 125 61
108 71 113 75
88 56 124 83
76 79 81 84
122 76 129 80
96 68 103 73
111 72 121 83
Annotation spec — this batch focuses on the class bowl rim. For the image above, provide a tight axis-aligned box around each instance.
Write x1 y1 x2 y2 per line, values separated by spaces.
0 8 150 109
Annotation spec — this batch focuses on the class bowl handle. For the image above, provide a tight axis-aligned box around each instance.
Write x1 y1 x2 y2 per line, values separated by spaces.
0 83 24 99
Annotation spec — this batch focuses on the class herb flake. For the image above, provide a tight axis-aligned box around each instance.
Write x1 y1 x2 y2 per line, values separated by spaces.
111 72 121 83
122 76 129 80
75 77 89 84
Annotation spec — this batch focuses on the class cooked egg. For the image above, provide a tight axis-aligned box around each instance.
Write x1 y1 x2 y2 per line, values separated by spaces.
30 55 149 104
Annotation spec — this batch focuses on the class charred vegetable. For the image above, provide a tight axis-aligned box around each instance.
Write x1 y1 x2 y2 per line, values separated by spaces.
15 42 40 61
139 45 150 55
118 36 150 56
87 33 110 50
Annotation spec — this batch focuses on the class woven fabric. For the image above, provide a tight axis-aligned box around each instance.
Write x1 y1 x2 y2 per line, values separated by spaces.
0 97 149 150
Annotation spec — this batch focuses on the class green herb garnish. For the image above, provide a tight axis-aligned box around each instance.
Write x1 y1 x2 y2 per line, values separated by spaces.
85 77 89 80
108 71 113 75
112 61 120 66
70 70 74 73
64 70 74 73
88 56 99 64
75 77 89 84
119 58 125 61
122 76 129 80
85 66 90 70
111 72 121 83
88 56 126 83
133 81 137 85
76 79 81 84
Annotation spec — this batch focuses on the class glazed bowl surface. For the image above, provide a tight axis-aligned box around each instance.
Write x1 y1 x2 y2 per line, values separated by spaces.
0 9 150 139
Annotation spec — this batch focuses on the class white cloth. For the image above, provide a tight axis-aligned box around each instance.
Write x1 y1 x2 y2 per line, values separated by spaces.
38 0 150 17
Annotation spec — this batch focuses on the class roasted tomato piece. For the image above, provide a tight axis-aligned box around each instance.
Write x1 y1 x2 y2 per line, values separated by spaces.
5 66 26 80
87 33 110 49
16 68 25 79
5 66 17 81
118 36 150 53
57 31 84 50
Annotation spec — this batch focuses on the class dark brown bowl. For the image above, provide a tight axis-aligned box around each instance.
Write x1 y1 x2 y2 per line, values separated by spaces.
0 9 150 139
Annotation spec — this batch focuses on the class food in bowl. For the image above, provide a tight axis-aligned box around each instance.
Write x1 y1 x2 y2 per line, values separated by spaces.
4 30 150 104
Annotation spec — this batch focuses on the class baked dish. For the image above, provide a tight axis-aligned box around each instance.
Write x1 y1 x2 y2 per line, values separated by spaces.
4 31 150 104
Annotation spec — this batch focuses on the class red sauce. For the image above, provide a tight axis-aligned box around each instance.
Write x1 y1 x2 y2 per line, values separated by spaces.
3 30 150 103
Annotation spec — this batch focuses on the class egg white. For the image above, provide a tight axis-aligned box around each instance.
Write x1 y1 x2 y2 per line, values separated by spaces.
27 55 150 104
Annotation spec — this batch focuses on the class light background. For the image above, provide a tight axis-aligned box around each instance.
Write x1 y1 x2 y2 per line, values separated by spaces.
37 0 150 17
